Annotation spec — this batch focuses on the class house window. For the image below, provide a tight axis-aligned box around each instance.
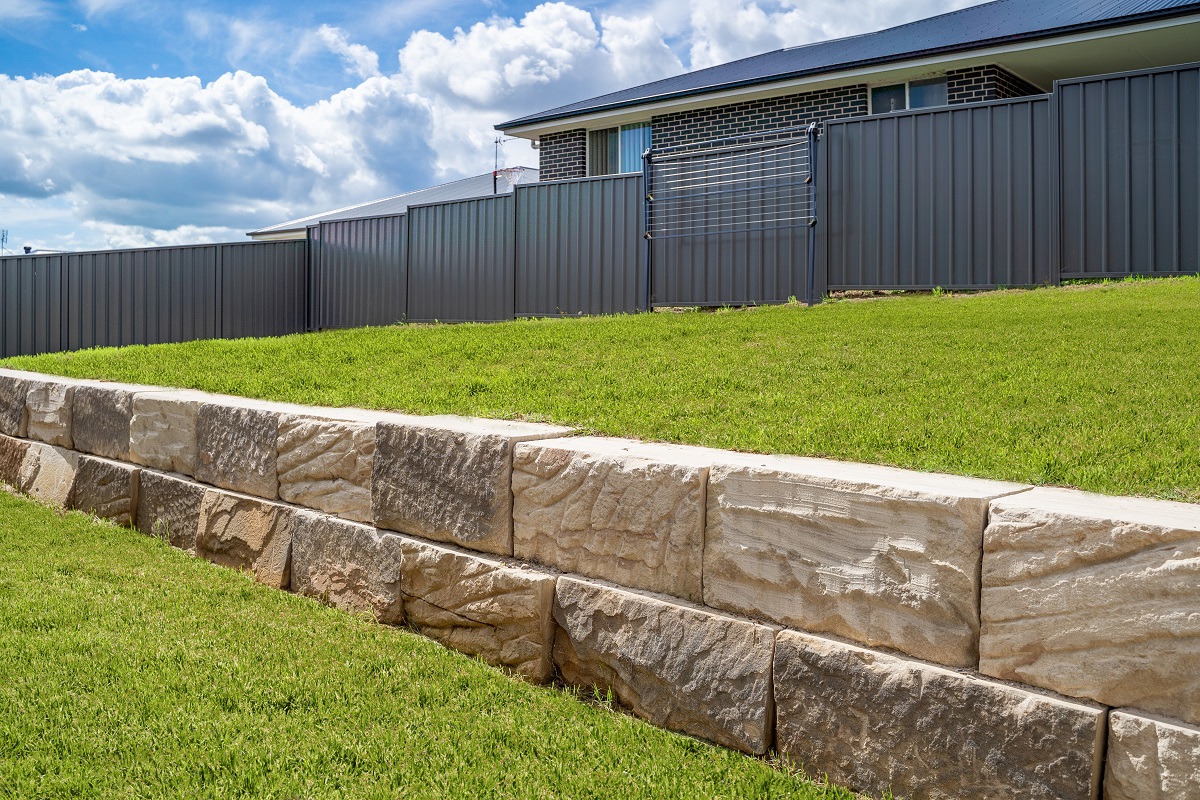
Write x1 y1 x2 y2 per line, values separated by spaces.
588 123 652 176
587 128 619 176
870 77 948 114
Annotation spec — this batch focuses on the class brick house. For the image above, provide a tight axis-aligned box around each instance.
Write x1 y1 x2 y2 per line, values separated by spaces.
497 0 1200 181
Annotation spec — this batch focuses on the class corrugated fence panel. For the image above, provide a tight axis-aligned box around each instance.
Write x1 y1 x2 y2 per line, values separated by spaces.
407 195 515 323
315 214 408 328
825 96 1053 290
1059 62 1200 278
515 175 644 316
64 245 222 351
219 241 308 339
0 255 64 358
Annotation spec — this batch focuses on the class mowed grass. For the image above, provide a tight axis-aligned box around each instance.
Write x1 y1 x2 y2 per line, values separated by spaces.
0 491 849 799
6 277 1199 502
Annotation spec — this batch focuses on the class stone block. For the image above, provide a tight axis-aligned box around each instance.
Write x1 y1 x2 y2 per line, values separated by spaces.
372 417 571 556
980 488 1200 724
704 453 1029 667
277 414 374 523
17 441 79 507
195 489 295 588
1105 711 1200 800
195 402 279 499
773 629 1106 800
512 437 719 600
0 434 29 488
25 379 75 448
553 577 775 754
137 470 207 551
399 536 556 682
0 371 31 437
71 384 136 461
290 512 404 624
70 456 139 526
129 391 205 475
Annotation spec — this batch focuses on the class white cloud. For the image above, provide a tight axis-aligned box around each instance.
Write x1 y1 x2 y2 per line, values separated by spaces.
314 25 381 79
72 23 87 31
0 0 49 20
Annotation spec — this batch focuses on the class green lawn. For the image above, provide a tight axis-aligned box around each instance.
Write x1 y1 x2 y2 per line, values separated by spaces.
0 491 848 799
6 277 1199 502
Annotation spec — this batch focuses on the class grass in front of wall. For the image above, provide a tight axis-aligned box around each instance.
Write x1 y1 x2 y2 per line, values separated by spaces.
0 491 850 799
6 276 1200 502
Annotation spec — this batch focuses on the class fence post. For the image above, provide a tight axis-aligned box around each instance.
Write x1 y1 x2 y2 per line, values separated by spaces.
807 122 820 307
642 148 653 312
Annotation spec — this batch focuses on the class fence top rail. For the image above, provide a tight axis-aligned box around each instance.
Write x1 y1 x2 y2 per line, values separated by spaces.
405 190 515 213
317 212 407 227
0 239 297 265
1052 59 1200 88
518 172 643 188
648 125 812 161
823 93 1051 129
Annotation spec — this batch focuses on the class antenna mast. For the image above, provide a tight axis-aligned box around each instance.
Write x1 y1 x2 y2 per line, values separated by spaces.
0 230 8 256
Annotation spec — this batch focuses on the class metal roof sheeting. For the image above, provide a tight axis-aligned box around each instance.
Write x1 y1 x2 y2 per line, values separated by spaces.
498 0 1200 128
248 168 538 236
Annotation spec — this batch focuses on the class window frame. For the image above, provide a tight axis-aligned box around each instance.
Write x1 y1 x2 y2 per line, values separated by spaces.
869 76 949 115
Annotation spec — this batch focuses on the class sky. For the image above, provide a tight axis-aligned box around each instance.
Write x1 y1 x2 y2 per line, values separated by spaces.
0 0 980 252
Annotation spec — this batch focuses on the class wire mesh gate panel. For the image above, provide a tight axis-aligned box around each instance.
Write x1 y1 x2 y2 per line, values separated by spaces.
645 127 818 307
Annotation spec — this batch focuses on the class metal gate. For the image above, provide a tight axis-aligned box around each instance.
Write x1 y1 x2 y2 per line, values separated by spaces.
644 125 819 307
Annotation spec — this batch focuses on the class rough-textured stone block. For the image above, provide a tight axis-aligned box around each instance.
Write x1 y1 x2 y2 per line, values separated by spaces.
0 434 30 488
291 512 404 624
399 536 556 682
513 437 720 600
17 441 79 507
72 384 136 461
704 453 1029 667
553 577 775 754
70 456 139 525
774 630 1106 800
1105 711 1200 800
195 489 295 588
980 488 1200 724
373 417 571 556
278 415 374 522
0 371 31 437
196 403 279 499
129 391 204 475
26 380 75 448
137 470 206 551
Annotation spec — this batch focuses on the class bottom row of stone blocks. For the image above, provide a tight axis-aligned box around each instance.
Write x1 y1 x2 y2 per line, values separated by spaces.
3 434 1196 799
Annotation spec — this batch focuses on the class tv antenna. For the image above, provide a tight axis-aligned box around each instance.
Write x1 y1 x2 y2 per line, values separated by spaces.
493 136 514 194
0 230 8 256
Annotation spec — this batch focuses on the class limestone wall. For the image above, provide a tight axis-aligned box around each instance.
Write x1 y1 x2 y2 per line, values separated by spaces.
1 367 1196 800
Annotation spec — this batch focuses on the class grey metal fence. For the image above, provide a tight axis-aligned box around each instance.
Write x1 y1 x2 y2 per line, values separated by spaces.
515 174 645 316
647 128 818 306
0 241 307 358
407 194 515 323
1058 62 1200 279
312 214 408 329
823 96 1054 290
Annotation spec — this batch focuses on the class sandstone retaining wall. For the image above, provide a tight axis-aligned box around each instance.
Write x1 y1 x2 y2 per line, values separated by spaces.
1 367 1195 799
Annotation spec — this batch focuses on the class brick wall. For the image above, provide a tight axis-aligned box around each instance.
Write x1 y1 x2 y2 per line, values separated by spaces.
537 129 587 182
651 84 868 150
947 65 1042 104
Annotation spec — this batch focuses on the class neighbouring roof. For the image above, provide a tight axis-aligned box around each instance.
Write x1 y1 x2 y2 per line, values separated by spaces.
248 168 538 237
498 0 1200 129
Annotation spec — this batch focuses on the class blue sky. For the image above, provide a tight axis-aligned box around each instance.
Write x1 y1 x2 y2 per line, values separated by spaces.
0 0 974 251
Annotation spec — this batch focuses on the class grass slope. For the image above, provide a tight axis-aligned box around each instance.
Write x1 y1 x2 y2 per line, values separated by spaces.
0 492 848 799
6 278 1198 502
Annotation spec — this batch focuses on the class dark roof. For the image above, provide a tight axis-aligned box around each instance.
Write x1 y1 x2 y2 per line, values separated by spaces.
499 0 1200 129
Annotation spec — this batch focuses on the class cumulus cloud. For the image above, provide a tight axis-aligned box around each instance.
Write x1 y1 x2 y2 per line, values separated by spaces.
0 69 436 244
315 25 381 79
